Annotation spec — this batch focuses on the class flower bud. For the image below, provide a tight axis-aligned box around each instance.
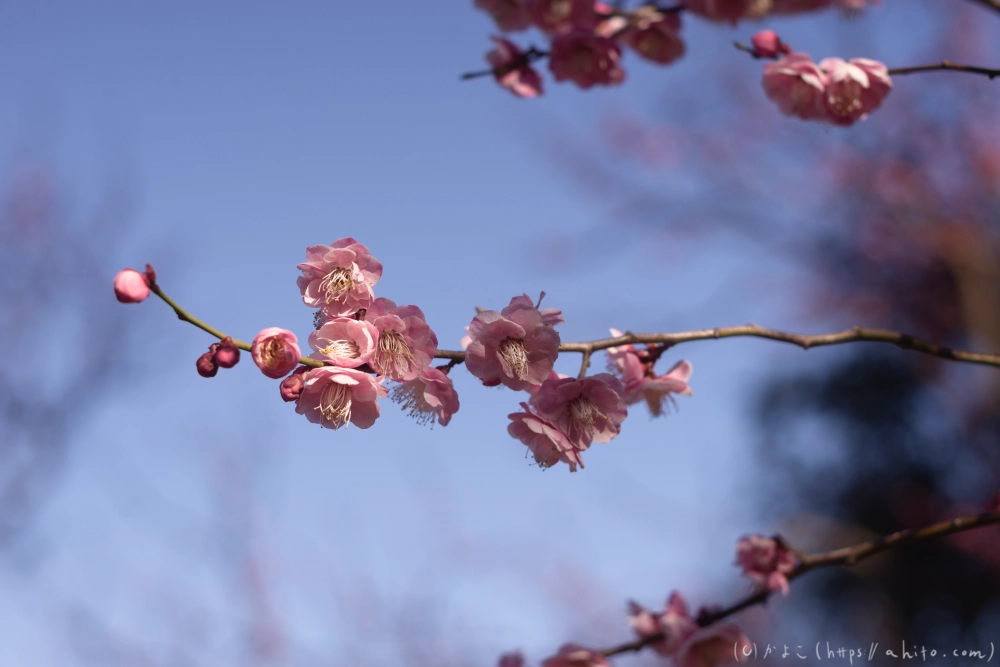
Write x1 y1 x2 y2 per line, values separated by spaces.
251 328 302 379
751 30 790 59
113 268 150 303
213 336 240 369
279 365 310 402
197 351 219 377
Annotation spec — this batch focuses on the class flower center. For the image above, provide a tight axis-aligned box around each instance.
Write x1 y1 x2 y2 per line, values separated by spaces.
568 396 604 434
317 381 352 429
317 339 360 360
498 337 529 381
544 0 572 24
262 339 283 367
390 380 435 425
319 266 353 304
373 330 412 372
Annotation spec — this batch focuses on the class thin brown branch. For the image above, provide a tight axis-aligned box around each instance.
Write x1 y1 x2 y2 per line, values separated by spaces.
436 324 1000 370
599 509 1000 658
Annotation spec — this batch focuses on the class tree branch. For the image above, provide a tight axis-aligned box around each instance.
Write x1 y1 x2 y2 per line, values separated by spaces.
598 509 1000 658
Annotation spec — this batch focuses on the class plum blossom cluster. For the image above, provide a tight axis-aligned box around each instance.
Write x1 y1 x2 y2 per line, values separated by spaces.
471 0 876 98
755 31 893 126
734 534 798 595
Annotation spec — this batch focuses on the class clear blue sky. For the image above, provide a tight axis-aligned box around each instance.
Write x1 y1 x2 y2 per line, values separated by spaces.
0 2 986 665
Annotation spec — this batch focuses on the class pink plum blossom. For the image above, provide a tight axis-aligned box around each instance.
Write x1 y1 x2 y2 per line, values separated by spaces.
508 402 585 471
626 593 699 657
487 37 544 98
534 373 627 449
542 644 611 667
475 0 532 32
465 293 561 391
818 57 892 126
526 0 593 33
549 30 625 89
734 534 797 595
251 328 302 379
762 53 829 121
390 366 460 426
280 365 310 402
308 317 378 368
365 297 438 381
750 30 790 59
295 367 387 430
628 592 750 667
624 10 685 65
113 268 150 303
607 332 693 416
680 0 755 24
296 238 382 317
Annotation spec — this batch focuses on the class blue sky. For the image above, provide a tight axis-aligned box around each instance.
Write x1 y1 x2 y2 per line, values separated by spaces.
0 1 992 665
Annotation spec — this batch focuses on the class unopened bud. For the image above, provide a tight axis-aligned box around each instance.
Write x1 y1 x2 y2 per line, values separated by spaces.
213 336 240 369
280 365 310 402
113 268 150 304
197 351 219 377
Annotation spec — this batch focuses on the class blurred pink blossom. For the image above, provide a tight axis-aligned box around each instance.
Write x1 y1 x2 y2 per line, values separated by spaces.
297 238 382 316
308 317 378 368
465 293 561 390
624 10 685 65
762 53 829 121
735 534 797 595
113 268 150 303
295 367 387 430
475 0 532 31
526 0 593 33
487 37 544 98
366 297 438 381
390 366 460 426
681 0 755 24
627 593 698 656
750 30 790 58
819 57 892 126
508 401 585 471
251 328 302 379
549 30 625 89
542 644 611 667
607 329 692 416
498 651 526 667
534 373 627 448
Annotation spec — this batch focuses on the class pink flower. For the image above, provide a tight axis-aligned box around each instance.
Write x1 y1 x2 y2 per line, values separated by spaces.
295 366 387 430
675 623 752 667
498 651 525 667
508 402 585 471
542 644 610 667
487 37 544 98
308 317 378 368
475 0 532 32
734 534 797 595
280 365 310 402
534 373 627 449
762 53 829 121
607 334 693 416
624 10 685 65
365 298 438 381
750 30 790 59
680 0 755 24
526 0 593 33
549 30 625 89
390 366 460 426
297 238 382 317
626 593 698 657
113 268 150 303
465 293 561 391
818 57 892 126
251 328 302 379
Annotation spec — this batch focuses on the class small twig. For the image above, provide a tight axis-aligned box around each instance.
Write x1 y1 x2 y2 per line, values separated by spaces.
598 509 1000 657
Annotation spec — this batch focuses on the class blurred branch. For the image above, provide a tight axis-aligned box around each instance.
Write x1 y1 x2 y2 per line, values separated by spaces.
599 509 1000 657
965 0 1000 14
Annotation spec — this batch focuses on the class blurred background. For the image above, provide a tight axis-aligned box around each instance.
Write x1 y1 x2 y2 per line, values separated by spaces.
1 1 999 665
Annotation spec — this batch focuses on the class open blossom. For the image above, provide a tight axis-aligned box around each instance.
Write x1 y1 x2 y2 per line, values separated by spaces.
819 57 892 126
526 0 593 33
624 10 685 65
475 0 532 32
735 534 797 595
750 30 790 59
365 298 438 381
297 238 382 316
309 317 378 368
542 645 611 667
113 268 150 303
681 0 756 24
762 53 829 121
549 30 624 89
607 332 693 417
251 328 301 379
465 293 560 391
534 373 627 449
295 367 387 430
627 593 698 657
391 366 460 426
508 402 585 471
487 37 544 98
